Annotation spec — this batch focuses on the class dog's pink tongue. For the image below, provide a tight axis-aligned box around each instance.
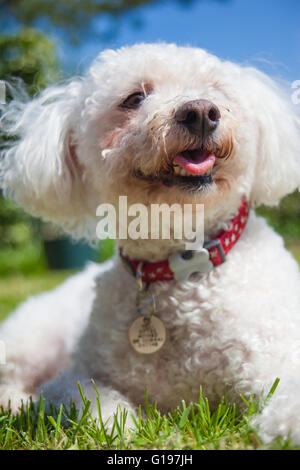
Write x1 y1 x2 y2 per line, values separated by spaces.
174 151 216 175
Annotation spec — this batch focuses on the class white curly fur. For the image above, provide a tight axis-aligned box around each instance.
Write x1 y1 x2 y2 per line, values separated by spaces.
0 43 300 444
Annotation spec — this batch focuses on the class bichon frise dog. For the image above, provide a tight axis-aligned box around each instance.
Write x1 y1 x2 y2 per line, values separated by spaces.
0 43 300 445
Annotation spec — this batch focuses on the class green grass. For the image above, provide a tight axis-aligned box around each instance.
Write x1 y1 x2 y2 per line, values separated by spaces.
0 270 75 321
0 380 295 450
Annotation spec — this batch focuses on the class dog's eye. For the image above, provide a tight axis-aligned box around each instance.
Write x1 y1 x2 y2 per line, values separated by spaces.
121 92 146 109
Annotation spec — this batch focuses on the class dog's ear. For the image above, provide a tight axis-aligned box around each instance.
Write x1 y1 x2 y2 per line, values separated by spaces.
243 68 300 207
0 80 96 238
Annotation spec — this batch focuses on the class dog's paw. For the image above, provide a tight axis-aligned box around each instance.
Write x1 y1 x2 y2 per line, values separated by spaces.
38 373 139 433
88 390 139 433
251 379 300 446
0 385 35 414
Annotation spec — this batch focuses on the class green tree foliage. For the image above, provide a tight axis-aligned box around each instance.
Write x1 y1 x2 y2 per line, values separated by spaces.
0 28 60 275
257 192 300 245
0 28 59 94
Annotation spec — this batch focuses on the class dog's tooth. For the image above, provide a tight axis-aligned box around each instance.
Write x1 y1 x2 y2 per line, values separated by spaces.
173 166 198 177
173 166 213 177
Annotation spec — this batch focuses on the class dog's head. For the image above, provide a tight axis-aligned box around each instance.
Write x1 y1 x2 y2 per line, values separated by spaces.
1 43 300 239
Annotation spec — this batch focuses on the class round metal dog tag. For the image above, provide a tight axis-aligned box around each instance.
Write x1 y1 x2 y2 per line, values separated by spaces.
129 315 166 354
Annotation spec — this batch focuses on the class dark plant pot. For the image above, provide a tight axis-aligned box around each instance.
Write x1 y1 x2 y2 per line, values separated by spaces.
44 237 96 270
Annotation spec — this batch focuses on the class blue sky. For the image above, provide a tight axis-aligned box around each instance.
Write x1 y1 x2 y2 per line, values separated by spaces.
58 0 300 82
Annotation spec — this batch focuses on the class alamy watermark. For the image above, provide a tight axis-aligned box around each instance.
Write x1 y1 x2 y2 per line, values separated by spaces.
0 80 6 104
96 196 205 250
291 80 300 105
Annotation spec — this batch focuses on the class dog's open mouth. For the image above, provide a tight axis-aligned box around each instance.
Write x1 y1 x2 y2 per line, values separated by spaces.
134 148 216 190
173 149 215 176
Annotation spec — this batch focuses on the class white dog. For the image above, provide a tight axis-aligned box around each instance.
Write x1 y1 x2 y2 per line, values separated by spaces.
0 43 300 445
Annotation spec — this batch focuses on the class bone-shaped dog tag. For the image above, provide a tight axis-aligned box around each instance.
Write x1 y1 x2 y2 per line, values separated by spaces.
168 248 213 281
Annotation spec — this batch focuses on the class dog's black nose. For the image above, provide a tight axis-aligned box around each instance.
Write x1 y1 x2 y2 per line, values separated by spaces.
175 99 220 137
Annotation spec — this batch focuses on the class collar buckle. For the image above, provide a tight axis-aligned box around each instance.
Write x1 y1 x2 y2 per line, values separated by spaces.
204 238 226 263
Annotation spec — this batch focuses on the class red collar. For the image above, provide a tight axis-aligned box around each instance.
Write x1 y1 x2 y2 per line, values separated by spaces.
120 198 249 283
